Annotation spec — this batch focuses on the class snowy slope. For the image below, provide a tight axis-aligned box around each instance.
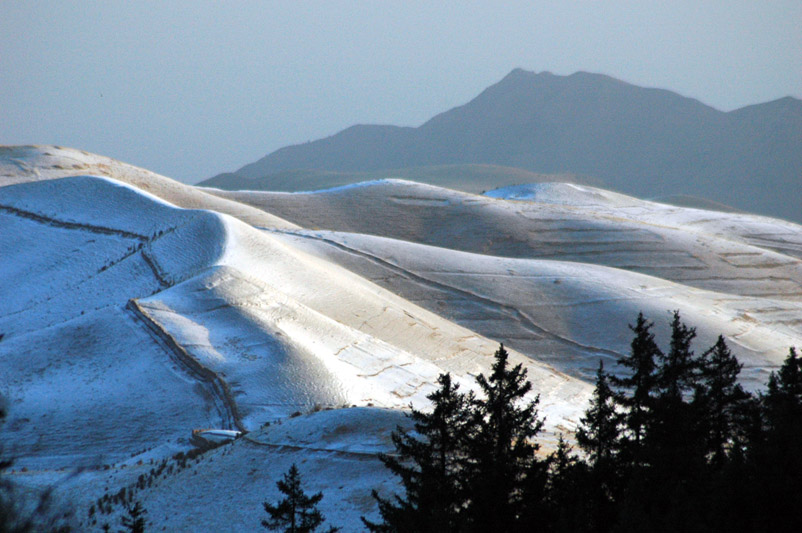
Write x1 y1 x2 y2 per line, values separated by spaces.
4 151 802 531
1 175 589 474
28 408 408 532
271 229 802 388
207 179 802 300
0 145 296 229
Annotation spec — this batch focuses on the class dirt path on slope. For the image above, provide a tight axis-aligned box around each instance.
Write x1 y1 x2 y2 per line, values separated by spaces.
0 203 149 240
125 299 246 432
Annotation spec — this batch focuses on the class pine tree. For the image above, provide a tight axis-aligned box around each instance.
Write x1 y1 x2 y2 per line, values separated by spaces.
118 501 145 533
262 464 339 533
576 360 621 533
765 347 802 417
609 313 661 459
648 311 704 465
696 335 751 467
543 436 588 533
637 312 707 531
577 360 621 473
657 310 698 401
363 373 473 532
752 347 802 530
463 344 544 532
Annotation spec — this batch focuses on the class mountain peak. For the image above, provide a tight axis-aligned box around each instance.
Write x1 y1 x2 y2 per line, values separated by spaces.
499 68 561 83
218 71 802 224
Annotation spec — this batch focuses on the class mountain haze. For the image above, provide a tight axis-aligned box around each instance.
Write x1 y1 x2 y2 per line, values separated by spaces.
207 69 802 223
201 164 594 195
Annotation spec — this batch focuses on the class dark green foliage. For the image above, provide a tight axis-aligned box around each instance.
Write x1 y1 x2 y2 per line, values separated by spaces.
367 316 802 532
657 310 698 400
764 347 802 422
118 501 145 533
577 361 620 474
463 344 544 532
575 362 620 533
609 313 660 459
366 344 547 533
696 335 752 467
616 313 708 532
748 347 802 532
646 311 705 471
542 437 589 533
363 373 472 532
262 464 339 533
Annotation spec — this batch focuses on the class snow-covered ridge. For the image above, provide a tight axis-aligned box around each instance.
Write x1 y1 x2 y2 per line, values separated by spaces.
4 150 802 531
214 178 802 300
201 178 411 195
1 172 589 472
273 228 802 388
0 145 298 229
485 182 635 207
0 176 229 334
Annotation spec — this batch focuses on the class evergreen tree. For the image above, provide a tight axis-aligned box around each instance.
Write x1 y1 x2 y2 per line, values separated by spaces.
648 311 704 463
752 347 802 531
633 312 707 531
363 374 473 532
576 360 621 533
696 335 751 467
542 436 588 533
657 310 698 401
262 464 339 533
463 344 544 532
609 313 661 460
576 360 621 473
764 347 802 417
366 345 549 532
118 501 145 533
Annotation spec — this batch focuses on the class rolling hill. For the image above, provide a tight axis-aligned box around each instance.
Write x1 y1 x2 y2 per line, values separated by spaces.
204 69 802 223
3 146 802 530
202 163 595 195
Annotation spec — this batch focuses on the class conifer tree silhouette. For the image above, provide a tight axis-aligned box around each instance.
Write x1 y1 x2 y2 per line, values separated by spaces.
577 360 621 473
696 335 751 467
363 373 472 532
262 464 339 533
609 313 661 462
119 501 146 533
463 344 544 532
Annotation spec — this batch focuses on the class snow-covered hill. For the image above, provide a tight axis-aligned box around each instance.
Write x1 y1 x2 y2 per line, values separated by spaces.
273 228 802 388
2 147 801 530
0 145 296 229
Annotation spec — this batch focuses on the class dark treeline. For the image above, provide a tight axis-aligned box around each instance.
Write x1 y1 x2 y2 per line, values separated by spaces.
364 311 802 533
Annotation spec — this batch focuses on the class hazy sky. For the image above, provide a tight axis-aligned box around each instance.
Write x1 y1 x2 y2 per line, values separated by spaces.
2 1 800 183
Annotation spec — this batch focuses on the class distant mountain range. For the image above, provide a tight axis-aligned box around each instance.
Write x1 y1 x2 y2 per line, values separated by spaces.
203 69 801 223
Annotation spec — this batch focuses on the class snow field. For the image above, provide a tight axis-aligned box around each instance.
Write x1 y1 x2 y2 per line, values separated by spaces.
4 150 802 531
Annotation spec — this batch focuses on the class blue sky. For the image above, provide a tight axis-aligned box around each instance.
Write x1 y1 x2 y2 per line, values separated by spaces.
2 1 800 183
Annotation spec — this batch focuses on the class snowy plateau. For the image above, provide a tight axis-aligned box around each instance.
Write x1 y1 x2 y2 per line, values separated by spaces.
2 145 802 531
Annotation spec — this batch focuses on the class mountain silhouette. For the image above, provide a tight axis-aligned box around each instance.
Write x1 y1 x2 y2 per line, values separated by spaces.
206 69 801 223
